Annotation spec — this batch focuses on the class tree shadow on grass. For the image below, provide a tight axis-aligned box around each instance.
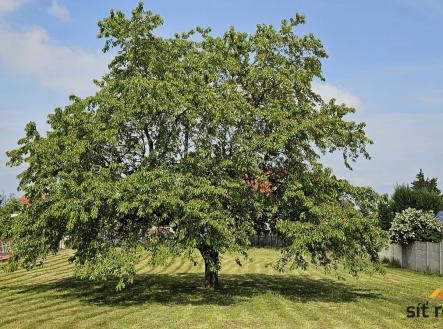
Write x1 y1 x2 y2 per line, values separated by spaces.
11 273 383 307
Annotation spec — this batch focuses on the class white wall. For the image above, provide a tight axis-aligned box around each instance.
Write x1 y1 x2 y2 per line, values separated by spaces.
380 242 443 275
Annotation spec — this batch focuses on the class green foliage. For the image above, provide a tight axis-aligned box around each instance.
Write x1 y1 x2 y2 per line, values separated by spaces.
411 169 441 194
378 170 443 231
5 2 385 288
0 197 21 242
392 184 443 215
389 208 443 244
74 243 144 291
377 194 395 230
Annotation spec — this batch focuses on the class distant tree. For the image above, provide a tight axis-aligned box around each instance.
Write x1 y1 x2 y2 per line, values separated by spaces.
390 208 443 244
378 194 395 230
0 193 15 207
4 3 386 289
391 185 442 215
0 193 17 212
411 169 441 195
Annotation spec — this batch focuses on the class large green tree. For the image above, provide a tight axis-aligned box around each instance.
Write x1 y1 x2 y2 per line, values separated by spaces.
3 3 385 289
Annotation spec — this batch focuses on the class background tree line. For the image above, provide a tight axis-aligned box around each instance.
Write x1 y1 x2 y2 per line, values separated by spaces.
379 169 443 244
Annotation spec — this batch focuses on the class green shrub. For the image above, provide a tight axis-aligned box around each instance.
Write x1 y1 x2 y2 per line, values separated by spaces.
389 208 443 244
392 185 442 215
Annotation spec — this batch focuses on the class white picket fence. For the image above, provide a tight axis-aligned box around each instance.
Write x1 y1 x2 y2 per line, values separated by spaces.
379 241 443 275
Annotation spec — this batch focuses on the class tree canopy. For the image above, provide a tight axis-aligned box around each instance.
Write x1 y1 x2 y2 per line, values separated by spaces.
411 169 441 195
3 3 386 289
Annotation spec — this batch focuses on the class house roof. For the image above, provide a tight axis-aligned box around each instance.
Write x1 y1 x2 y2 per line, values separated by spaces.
18 194 49 205
244 172 273 195
18 195 29 205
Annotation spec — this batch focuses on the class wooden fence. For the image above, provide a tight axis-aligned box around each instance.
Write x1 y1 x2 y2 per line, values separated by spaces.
250 234 287 248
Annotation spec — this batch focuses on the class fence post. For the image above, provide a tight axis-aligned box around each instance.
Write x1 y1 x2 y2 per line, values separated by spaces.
426 242 429 269
414 243 418 271
390 245 394 262
440 242 443 275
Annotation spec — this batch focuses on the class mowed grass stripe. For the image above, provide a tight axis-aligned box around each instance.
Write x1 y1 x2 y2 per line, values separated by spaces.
0 267 73 287
0 260 72 284
2 290 111 325
0 258 69 282
355 299 406 329
1 248 442 329
0 299 81 327
25 304 118 329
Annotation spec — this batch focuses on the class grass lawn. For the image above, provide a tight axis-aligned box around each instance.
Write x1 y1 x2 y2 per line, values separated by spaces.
0 248 442 329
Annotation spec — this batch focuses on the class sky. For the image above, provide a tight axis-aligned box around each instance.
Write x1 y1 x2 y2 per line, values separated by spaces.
0 0 442 196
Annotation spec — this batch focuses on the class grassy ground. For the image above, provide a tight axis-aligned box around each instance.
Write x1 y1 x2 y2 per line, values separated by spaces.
0 248 442 329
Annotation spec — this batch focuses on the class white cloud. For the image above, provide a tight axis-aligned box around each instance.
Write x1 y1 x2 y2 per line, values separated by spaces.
48 0 69 21
322 112 443 194
0 21 108 96
0 0 30 13
312 82 362 109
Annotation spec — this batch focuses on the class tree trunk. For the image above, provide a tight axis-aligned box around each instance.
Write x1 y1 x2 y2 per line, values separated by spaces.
199 247 220 289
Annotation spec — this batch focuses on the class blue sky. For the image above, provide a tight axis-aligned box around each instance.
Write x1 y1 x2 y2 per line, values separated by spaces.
1 0 442 195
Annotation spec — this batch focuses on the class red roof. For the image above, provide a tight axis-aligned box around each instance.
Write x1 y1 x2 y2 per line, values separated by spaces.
18 193 48 205
18 195 29 205
244 172 273 195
